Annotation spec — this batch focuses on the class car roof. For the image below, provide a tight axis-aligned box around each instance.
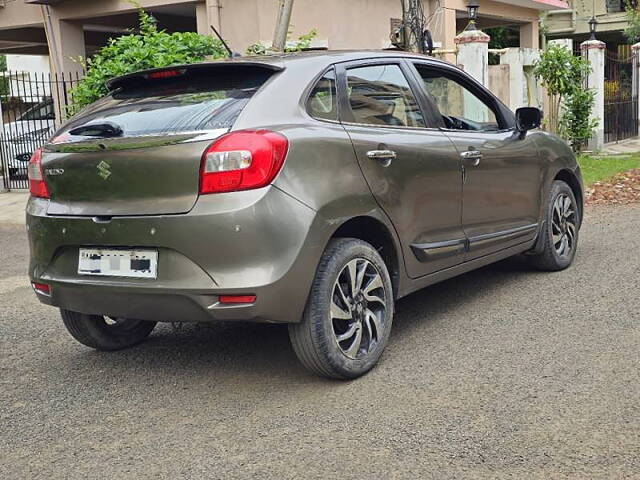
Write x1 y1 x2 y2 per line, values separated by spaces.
216 49 449 66
106 50 451 90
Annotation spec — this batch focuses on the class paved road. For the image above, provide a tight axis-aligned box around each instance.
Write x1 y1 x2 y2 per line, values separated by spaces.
1 205 639 479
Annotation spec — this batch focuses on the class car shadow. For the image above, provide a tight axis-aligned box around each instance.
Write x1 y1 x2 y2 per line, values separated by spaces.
392 254 536 341
63 255 539 384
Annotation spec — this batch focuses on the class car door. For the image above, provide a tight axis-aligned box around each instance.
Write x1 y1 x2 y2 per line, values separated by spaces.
337 60 466 278
410 62 543 261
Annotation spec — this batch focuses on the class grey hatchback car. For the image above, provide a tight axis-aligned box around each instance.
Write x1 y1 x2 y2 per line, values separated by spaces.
27 51 583 379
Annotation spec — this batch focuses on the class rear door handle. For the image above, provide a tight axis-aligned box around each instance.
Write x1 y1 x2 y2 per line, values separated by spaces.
367 150 397 167
460 150 482 166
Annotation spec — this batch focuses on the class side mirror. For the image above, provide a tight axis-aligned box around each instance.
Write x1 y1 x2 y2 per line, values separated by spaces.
516 107 542 134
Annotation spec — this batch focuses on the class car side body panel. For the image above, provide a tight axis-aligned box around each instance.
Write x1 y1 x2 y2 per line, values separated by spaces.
445 129 543 259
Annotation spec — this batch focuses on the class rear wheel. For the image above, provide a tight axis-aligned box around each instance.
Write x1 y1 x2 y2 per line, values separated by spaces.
60 309 156 351
289 238 394 379
529 180 580 271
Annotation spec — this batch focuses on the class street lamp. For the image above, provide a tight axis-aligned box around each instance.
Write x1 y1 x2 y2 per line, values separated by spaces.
467 0 480 31
589 16 598 41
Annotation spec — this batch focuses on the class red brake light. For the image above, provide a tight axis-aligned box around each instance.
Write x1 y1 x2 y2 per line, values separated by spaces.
199 130 288 194
145 69 185 80
219 295 256 305
28 148 49 198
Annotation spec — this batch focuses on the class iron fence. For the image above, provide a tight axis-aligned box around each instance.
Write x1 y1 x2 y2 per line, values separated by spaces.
0 71 81 190
604 49 639 144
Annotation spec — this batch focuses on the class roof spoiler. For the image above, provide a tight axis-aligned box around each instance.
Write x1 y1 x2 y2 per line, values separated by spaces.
106 62 284 91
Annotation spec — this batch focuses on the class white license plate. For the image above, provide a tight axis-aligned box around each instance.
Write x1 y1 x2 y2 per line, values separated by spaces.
78 248 158 279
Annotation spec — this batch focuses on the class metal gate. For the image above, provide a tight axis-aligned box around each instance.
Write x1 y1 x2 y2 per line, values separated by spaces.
0 71 80 190
604 47 639 144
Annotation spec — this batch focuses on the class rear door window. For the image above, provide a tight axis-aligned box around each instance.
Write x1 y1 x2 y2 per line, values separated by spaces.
60 68 274 139
345 64 426 128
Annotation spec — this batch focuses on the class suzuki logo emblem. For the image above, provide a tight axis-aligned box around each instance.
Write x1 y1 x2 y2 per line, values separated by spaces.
97 160 111 180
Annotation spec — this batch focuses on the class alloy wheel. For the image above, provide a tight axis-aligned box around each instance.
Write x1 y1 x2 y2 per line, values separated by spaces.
330 258 388 360
551 193 577 258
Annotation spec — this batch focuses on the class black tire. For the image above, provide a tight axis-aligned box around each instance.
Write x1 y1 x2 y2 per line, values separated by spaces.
60 309 156 351
289 238 394 380
529 180 580 272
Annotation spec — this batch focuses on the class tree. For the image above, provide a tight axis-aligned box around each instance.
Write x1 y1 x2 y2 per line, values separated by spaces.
0 54 8 97
67 7 227 116
534 44 593 144
624 1 640 43
273 0 295 52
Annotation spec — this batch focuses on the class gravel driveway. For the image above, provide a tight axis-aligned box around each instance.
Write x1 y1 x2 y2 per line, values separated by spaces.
1 205 639 479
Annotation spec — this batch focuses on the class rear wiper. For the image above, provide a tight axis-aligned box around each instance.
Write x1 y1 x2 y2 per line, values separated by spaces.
69 121 123 138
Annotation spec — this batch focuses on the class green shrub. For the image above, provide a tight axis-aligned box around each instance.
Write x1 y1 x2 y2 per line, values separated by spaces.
559 89 599 152
67 7 227 116
534 44 597 151
246 29 317 55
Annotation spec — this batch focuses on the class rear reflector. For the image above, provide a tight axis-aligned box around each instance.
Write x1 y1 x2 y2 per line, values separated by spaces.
219 295 256 305
32 282 50 295
200 130 288 194
27 148 49 198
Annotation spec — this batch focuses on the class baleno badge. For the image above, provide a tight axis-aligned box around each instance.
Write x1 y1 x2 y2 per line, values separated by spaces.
45 168 64 176
97 160 111 180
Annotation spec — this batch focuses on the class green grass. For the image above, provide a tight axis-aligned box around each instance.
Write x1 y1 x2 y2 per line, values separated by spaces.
578 154 640 187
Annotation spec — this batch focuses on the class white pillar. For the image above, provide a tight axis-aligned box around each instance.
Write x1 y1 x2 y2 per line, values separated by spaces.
581 39 606 151
502 48 542 111
196 1 222 36
454 29 490 86
519 21 540 50
441 7 458 65
41 7 85 76
41 6 85 124
502 48 524 111
455 29 490 124
632 43 640 137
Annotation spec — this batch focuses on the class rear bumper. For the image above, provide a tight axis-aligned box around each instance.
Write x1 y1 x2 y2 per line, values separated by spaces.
27 186 329 324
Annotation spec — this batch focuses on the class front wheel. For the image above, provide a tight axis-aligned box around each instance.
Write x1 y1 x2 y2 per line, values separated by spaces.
289 238 394 379
529 180 580 271
61 309 156 351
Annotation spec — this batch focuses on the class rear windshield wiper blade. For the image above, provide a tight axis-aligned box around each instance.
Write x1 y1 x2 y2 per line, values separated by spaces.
69 121 123 138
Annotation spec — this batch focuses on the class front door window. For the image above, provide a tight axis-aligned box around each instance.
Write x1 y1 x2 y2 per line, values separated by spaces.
415 67 501 132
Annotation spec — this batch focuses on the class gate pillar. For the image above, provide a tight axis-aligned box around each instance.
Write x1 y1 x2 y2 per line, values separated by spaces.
455 29 490 87
632 43 640 139
581 39 606 151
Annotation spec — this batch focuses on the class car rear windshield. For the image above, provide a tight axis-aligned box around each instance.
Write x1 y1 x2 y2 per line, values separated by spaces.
60 67 274 139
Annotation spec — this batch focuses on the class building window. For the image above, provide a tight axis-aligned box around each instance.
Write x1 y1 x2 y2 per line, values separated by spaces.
607 0 635 13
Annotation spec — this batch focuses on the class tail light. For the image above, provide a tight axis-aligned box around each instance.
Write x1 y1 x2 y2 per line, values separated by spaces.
199 130 288 194
27 148 49 198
